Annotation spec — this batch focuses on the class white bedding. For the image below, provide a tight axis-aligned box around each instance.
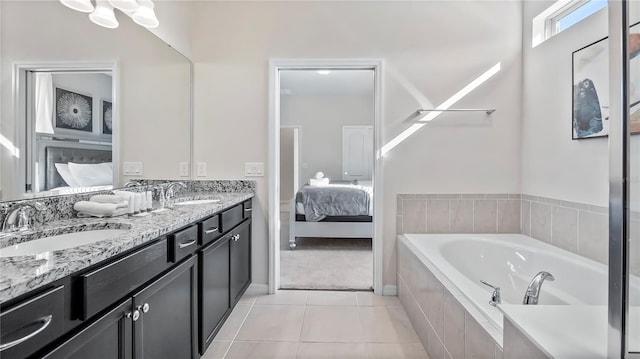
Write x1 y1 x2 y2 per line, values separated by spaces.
295 183 374 216
48 185 114 195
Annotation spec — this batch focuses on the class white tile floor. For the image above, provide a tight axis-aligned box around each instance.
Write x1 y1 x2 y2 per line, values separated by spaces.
202 290 429 359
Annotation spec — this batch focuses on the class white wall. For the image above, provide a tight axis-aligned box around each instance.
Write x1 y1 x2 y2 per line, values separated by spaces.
281 94 374 185
148 0 194 60
0 1 191 200
522 2 640 207
192 1 523 287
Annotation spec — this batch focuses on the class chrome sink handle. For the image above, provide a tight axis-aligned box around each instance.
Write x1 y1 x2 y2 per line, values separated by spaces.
480 280 501 307
1 202 46 233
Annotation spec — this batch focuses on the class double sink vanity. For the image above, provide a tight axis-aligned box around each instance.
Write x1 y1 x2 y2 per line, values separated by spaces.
0 182 254 359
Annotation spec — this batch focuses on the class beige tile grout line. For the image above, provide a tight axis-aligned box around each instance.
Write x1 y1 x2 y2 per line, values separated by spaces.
220 294 257 359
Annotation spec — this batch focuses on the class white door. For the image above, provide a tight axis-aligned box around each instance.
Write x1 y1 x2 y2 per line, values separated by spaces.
342 126 373 181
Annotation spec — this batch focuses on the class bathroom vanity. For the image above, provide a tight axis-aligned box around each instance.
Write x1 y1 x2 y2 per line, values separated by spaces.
0 192 253 359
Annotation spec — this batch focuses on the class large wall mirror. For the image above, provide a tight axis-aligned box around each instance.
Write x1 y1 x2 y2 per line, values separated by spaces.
0 1 192 201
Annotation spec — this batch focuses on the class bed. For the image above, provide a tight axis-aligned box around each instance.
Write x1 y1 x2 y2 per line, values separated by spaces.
288 181 373 249
35 140 113 194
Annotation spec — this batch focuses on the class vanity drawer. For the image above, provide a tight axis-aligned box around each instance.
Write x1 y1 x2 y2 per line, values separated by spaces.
169 225 199 263
221 204 243 232
200 215 221 246
243 200 252 219
0 286 65 359
80 239 168 320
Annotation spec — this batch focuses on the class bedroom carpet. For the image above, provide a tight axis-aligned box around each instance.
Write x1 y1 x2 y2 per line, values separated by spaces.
280 238 373 290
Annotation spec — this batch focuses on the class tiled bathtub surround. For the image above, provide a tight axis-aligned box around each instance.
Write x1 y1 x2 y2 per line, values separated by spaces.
397 239 503 359
521 194 612 266
396 194 522 235
396 193 637 273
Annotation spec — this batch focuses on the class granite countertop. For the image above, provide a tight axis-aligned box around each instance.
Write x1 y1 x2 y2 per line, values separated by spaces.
0 191 254 303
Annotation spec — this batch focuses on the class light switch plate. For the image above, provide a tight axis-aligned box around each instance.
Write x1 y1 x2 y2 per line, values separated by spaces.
123 162 143 176
179 162 189 177
197 162 207 177
245 162 264 177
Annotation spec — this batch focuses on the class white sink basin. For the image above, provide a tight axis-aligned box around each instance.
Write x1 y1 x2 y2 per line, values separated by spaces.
175 199 220 206
0 229 128 257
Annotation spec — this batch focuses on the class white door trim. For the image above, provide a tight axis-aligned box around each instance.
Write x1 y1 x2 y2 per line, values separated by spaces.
268 58 385 295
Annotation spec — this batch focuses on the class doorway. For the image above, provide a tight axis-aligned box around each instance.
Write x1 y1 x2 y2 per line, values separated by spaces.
268 59 384 294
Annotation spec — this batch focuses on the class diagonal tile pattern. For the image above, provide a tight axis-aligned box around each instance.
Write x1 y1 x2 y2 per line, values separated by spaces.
203 290 429 359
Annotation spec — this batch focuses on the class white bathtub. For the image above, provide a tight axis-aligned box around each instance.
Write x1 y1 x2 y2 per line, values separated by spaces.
400 233 640 332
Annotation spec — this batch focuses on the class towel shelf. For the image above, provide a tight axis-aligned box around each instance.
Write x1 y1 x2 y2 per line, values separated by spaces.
416 108 496 115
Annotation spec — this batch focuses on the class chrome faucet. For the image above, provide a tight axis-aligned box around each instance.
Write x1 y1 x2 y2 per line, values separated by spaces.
480 280 501 307
523 271 555 305
164 182 187 208
1 202 46 233
123 181 141 188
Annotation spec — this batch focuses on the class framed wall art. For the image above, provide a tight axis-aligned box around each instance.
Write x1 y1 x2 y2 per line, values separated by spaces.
55 87 93 133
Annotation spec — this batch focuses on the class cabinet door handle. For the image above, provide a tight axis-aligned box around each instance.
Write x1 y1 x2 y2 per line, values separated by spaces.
127 309 141 322
142 303 150 313
244 208 252 213
204 227 219 234
233 234 240 241
0 315 53 351
178 239 197 249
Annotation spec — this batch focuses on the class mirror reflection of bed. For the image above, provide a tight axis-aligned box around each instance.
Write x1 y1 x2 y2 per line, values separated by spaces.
27 71 114 196
40 144 113 195
279 69 375 291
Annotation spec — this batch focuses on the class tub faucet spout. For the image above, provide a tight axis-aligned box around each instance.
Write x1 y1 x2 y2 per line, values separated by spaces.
523 271 555 305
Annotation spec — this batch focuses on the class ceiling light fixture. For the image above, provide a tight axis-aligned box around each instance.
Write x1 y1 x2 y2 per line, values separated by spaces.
107 0 139 12
317 70 331 75
60 0 159 30
132 0 159 29
60 0 95 13
89 0 119 29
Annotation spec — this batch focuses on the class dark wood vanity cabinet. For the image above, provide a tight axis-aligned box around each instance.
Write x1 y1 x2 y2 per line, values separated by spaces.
199 235 230 353
132 256 198 359
42 299 133 359
0 198 252 359
44 256 198 359
230 220 251 306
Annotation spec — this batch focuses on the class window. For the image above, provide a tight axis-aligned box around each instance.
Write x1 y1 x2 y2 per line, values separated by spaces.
532 0 607 48
553 0 608 33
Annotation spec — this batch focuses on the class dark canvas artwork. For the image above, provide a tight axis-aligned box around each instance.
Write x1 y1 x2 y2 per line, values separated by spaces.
572 37 608 139
573 78 603 137
102 100 113 135
572 22 640 139
55 88 93 132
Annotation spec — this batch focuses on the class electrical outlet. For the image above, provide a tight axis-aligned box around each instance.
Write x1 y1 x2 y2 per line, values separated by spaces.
123 162 143 176
244 162 264 177
179 162 189 177
197 162 207 177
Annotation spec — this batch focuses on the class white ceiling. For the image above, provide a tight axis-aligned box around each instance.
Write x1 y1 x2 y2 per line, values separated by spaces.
280 69 374 96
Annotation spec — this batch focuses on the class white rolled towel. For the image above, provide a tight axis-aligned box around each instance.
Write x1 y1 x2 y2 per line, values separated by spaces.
309 178 330 186
90 195 128 209
74 201 119 216
314 171 325 179
113 191 135 214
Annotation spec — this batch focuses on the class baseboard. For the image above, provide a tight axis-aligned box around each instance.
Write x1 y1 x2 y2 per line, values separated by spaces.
382 284 397 296
246 283 269 295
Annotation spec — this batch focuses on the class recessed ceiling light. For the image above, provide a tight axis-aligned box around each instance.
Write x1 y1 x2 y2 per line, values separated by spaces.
317 70 331 75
